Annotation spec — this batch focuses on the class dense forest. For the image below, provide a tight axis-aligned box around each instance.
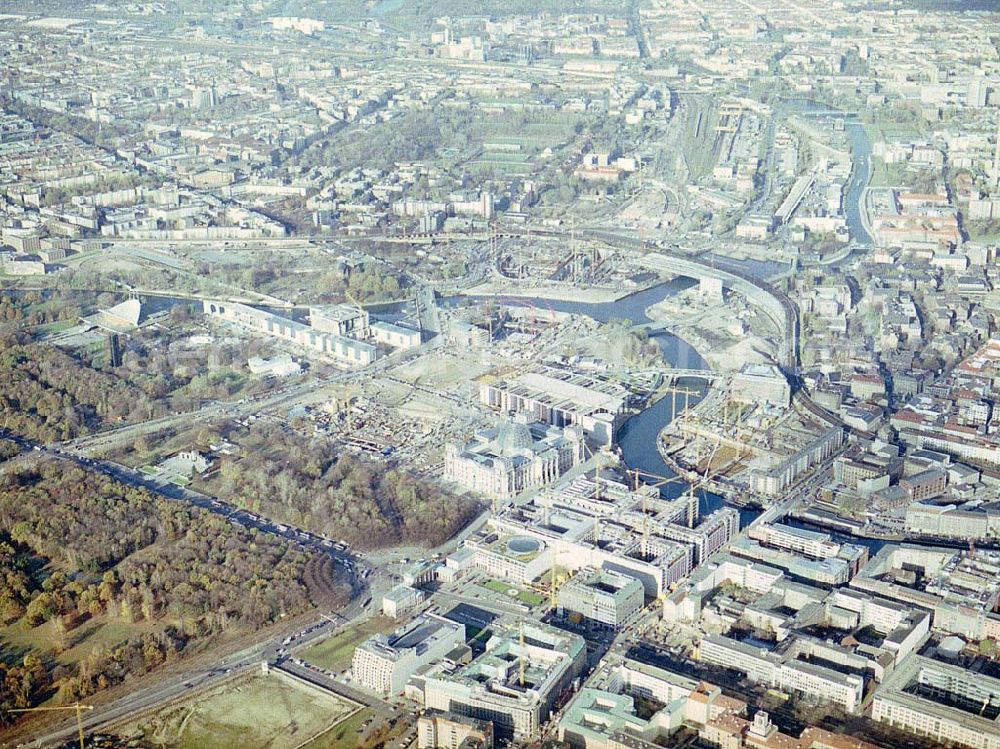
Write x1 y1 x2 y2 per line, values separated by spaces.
0 459 319 716
0 292 90 329
0 333 163 442
0 296 289 444
207 423 482 550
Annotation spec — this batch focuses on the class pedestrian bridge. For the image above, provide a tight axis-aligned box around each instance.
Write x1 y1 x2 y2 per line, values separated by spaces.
661 367 720 381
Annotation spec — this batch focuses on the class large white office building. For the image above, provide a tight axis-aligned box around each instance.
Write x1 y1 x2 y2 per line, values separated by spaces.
479 365 629 446
420 619 586 742
749 428 844 496
730 362 791 408
204 300 376 366
873 655 1000 749
558 568 644 629
697 633 864 713
352 614 465 697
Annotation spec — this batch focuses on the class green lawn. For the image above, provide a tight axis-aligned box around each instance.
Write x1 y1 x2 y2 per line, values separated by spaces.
482 579 545 606
299 617 395 672
302 708 373 749
33 319 77 334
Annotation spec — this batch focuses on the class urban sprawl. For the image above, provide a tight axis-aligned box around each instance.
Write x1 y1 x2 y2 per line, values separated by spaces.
1 2 1000 749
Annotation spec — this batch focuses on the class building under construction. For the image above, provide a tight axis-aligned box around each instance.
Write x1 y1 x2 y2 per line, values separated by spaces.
419 618 586 742
459 468 739 598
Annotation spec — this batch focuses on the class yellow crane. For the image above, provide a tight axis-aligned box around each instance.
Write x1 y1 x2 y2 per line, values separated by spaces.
632 468 688 545
575 440 617 502
670 386 699 426
550 563 560 612
9 702 94 749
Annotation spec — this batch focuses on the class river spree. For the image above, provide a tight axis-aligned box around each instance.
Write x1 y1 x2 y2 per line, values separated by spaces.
491 280 762 527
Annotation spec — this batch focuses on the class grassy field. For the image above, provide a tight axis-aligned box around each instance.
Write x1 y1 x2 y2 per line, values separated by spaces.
0 616 157 668
867 158 908 189
118 671 357 749
864 122 921 144
299 617 395 672
33 319 78 335
300 708 373 749
483 579 545 606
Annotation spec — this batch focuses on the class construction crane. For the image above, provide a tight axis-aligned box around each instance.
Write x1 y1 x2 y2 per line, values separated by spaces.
10 703 94 749
550 563 560 612
670 386 699 425
686 436 722 528
632 468 688 545
631 467 687 491
523 568 564 613
541 297 557 325
578 441 616 501
341 288 370 337
570 216 578 285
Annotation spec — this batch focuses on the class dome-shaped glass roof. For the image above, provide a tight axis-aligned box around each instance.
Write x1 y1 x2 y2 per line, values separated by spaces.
494 420 534 457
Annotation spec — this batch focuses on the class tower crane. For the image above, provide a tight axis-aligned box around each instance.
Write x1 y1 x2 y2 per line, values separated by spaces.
10 703 93 749
632 468 688 546
341 288 370 338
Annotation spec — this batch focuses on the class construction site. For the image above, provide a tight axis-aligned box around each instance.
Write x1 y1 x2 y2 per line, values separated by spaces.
658 366 840 503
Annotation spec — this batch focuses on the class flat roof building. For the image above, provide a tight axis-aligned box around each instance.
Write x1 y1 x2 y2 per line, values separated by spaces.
872 655 1000 749
353 614 465 696
480 365 630 446
558 688 649 749
382 584 425 618
205 300 376 366
559 568 644 629
371 320 422 349
731 363 791 408
309 304 369 337
417 710 493 749
851 544 1000 640
698 633 864 713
